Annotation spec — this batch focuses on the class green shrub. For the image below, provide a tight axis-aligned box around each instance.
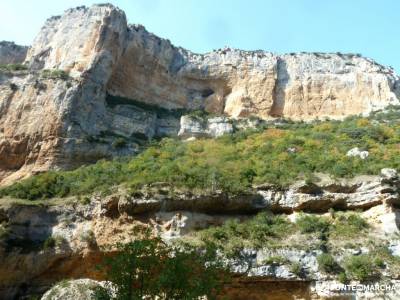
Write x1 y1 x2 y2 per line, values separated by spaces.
331 212 368 238
290 262 303 276
97 232 229 299
0 63 28 71
9 83 18 91
296 215 331 234
41 69 69 80
43 235 65 250
58 279 71 289
263 256 288 265
370 244 400 271
92 286 111 300
346 214 368 229
0 225 9 240
247 212 293 240
186 109 210 121
80 196 91 205
344 255 377 282
112 137 127 149
0 159 129 200
0 226 10 249
317 253 339 274
338 272 348 283
105 94 186 118
198 212 293 252
43 237 56 249
374 257 385 269
0 172 70 200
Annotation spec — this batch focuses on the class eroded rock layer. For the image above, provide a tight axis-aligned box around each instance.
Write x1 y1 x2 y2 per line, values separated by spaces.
0 171 400 299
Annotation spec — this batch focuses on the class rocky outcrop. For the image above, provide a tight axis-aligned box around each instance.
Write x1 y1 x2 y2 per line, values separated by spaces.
0 5 161 185
2 169 396 297
346 147 369 160
95 170 400 217
178 115 234 138
1 4 399 184
257 171 400 213
25 5 127 76
40 279 110 300
0 41 28 65
107 32 400 119
41 278 314 300
0 173 399 298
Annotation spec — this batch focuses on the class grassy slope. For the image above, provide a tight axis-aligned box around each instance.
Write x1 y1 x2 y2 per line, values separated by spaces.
2 106 400 200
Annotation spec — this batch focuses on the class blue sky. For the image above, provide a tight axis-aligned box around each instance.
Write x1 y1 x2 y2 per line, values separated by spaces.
1 0 399 71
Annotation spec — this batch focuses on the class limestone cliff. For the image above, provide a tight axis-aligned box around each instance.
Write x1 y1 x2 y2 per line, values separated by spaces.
1 3 400 186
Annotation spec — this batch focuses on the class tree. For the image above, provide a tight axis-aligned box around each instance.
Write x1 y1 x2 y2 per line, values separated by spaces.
156 242 228 299
97 228 229 300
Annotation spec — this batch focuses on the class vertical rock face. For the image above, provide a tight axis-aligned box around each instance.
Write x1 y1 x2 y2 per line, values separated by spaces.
0 41 28 65
0 76 74 184
0 3 400 184
0 4 130 185
107 34 279 115
108 36 400 120
26 4 127 79
274 53 399 120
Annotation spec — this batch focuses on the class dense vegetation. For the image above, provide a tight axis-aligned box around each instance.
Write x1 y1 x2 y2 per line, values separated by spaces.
344 254 378 282
193 211 369 253
317 253 340 274
194 212 295 255
95 229 229 300
2 106 400 200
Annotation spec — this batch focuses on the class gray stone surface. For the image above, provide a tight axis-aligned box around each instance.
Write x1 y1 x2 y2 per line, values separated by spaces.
256 172 400 212
0 41 28 65
178 115 233 138
346 147 369 159
41 279 111 300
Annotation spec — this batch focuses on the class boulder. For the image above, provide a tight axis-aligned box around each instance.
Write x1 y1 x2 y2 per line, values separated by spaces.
178 115 233 138
207 117 233 137
389 242 400 257
346 147 369 159
41 279 111 300
177 115 207 138
381 168 398 181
